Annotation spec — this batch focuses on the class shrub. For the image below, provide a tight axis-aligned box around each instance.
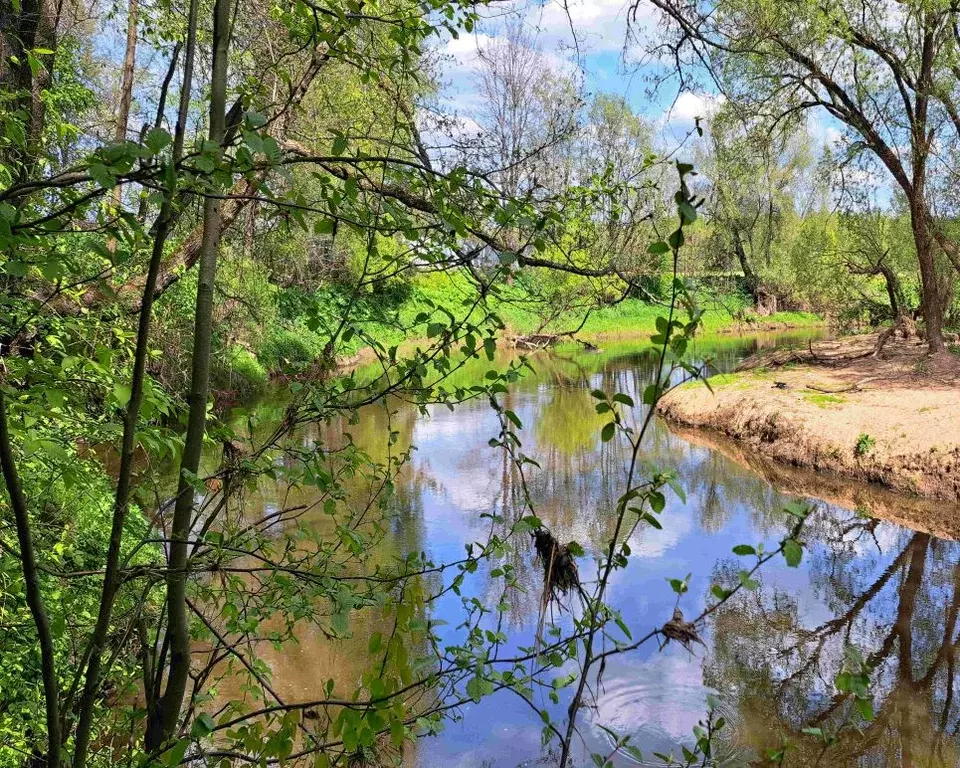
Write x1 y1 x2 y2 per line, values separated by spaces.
258 326 322 371
854 433 876 457
213 345 269 396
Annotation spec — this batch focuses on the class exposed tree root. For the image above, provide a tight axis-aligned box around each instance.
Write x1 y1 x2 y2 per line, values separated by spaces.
804 377 879 394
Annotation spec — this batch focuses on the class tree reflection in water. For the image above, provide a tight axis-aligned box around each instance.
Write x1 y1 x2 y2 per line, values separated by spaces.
207 331 960 766
707 510 960 766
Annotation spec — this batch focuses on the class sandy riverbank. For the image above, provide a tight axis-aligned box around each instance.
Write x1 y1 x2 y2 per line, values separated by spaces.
658 334 960 503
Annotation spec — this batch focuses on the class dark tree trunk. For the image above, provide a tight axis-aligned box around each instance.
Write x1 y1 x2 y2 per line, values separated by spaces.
911 202 945 353
0 0 58 172
149 0 230 750
879 262 905 321
732 227 760 305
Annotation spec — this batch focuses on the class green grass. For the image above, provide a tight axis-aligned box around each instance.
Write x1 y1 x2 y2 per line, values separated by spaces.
254 271 823 377
703 372 752 389
803 392 846 407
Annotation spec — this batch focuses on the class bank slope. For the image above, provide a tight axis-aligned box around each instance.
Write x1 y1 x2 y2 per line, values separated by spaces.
657 338 960 503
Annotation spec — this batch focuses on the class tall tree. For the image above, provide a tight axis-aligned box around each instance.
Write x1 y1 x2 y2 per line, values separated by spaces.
641 0 960 353
149 0 231 748
699 105 811 312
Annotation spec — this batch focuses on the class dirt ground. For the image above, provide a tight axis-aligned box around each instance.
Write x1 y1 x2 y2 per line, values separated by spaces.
658 334 960 503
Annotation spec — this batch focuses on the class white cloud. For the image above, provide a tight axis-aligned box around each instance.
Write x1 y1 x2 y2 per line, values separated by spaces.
531 0 639 52
669 91 724 124
806 110 844 148
440 32 500 74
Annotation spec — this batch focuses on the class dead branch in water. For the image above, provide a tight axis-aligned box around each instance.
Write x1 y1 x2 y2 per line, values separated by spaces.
513 332 599 351
533 528 580 601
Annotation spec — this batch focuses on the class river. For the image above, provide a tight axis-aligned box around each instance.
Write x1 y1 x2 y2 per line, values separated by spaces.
212 329 960 767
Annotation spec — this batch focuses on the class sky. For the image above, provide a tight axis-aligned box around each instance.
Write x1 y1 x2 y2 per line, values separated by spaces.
434 0 732 149
434 0 846 164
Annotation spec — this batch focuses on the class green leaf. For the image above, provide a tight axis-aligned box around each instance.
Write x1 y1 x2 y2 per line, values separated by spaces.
191 712 216 738
332 134 348 155
678 200 698 225
711 584 731 600
600 422 616 442
145 127 172 154
466 676 484 702
732 544 755 556
782 538 803 567
161 739 190 766
784 500 810 518
612 393 634 407
641 384 659 405
113 382 131 407
89 163 114 188
643 512 662 530
738 570 758 591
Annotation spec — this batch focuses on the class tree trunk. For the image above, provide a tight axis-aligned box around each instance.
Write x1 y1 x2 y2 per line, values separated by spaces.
878 262 905 321
911 202 945 353
0 0 58 173
0 391 61 766
70 1 198 763
733 227 760 305
107 0 139 253
148 0 230 750
115 0 138 145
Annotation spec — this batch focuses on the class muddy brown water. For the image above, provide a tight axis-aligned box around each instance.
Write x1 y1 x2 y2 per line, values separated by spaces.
206 330 960 767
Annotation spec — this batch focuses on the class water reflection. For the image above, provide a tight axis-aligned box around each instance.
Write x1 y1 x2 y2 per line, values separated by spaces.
222 330 960 767
707 522 960 767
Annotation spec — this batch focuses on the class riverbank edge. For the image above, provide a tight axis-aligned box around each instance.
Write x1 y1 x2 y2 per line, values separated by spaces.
329 311 825 373
213 310 823 403
657 351 960 503
667 423 960 539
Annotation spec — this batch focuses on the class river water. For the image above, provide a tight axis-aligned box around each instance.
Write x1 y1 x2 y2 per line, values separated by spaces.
221 330 960 767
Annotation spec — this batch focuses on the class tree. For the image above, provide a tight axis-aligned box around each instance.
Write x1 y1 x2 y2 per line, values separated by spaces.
469 18 581 200
640 0 960 353
697 105 813 313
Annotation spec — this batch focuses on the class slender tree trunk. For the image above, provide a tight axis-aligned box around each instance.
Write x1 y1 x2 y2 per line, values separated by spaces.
911 20 946 355
148 0 231 749
107 0 139 253
0 391 61 766
115 0 138 146
70 2 199 763
879 263 905 321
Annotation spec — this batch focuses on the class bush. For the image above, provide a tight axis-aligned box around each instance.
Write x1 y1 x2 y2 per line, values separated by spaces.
258 326 323 371
854 433 876 457
213 345 269 395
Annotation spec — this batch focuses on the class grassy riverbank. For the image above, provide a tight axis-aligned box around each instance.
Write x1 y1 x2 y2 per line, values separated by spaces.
658 334 960 503
216 271 821 394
